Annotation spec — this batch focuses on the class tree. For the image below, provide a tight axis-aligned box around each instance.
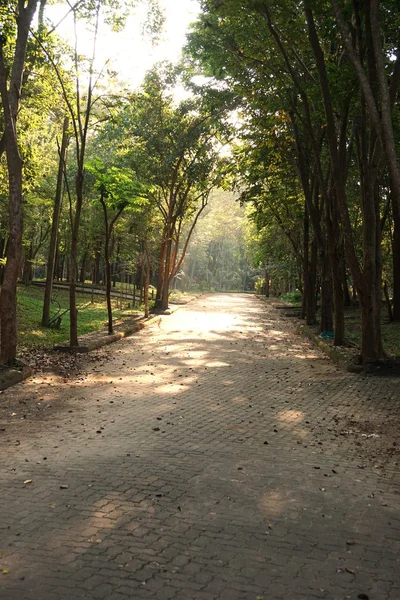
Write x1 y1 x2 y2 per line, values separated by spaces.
187 0 400 360
121 66 231 310
42 115 69 327
86 158 148 333
0 0 40 363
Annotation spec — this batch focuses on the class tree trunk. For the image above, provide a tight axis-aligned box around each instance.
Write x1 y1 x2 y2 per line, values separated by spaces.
0 235 6 285
22 243 33 285
0 101 23 363
144 246 150 318
105 258 113 334
69 173 83 347
95 252 101 285
264 269 270 298
0 0 39 363
80 251 87 284
155 234 168 310
327 188 345 345
305 239 318 326
320 255 333 333
161 237 172 311
392 204 400 321
42 116 69 326
360 288 383 360
59 253 65 281
305 4 384 360
342 253 352 307
0 162 23 363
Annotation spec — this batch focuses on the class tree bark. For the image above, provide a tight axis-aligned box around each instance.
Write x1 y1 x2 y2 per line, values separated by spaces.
144 245 150 318
22 243 33 285
69 179 82 347
306 239 318 326
305 3 384 360
42 116 69 326
392 204 400 321
161 237 172 311
0 0 39 364
264 269 270 298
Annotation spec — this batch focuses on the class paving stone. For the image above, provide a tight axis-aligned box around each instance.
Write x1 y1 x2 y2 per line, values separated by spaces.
0 293 399 600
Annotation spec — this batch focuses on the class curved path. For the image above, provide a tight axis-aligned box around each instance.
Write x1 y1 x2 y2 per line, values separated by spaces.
0 294 399 600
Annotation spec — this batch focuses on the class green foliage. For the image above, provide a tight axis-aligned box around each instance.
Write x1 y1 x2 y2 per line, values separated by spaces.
280 290 302 305
181 190 259 292
16 285 137 347
85 157 149 212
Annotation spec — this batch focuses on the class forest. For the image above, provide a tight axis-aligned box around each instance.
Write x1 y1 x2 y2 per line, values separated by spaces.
0 0 399 366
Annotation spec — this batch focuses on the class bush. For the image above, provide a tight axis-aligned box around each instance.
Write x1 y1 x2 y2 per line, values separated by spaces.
280 290 302 305
254 277 265 294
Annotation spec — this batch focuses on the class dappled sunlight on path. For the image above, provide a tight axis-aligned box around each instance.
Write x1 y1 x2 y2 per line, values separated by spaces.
0 293 399 600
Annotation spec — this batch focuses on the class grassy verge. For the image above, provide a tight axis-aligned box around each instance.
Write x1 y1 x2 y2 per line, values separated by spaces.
281 295 400 357
340 305 400 357
17 285 144 348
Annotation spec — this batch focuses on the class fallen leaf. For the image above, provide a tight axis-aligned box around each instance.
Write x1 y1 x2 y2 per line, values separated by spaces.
345 567 355 575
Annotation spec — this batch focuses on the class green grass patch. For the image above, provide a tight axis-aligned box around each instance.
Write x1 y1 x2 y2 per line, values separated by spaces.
342 305 400 357
17 285 142 348
281 292 400 357
279 290 302 306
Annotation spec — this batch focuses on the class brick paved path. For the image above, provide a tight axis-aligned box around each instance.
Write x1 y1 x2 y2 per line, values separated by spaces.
1 294 399 600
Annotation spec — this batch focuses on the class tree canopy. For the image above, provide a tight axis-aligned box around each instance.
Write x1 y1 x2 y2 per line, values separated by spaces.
0 0 399 364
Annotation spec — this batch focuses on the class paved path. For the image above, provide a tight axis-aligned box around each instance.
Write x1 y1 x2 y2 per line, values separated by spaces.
1 294 399 600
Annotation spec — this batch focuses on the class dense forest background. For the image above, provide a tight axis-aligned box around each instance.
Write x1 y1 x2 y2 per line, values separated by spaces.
0 0 399 365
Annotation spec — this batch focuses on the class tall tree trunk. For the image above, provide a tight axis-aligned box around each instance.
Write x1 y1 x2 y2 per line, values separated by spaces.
144 245 150 318
306 239 318 326
0 0 39 363
327 188 345 345
305 4 384 361
155 233 168 310
320 254 333 333
161 237 172 311
42 116 69 326
94 245 101 284
22 243 33 285
392 205 400 321
99 198 125 333
80 250 87 284
0 235 6 285
0 159 23 363
342 253 352 307
264 269 270 298
69 173 83 347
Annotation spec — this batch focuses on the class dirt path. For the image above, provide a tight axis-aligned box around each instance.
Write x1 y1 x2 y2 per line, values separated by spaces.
0 294 399 600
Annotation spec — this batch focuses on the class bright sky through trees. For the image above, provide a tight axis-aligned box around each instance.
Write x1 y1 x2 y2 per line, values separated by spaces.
46 0 200 89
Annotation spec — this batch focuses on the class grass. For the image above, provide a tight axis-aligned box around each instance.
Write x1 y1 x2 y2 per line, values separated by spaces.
341 305 400 357
17 285 143 348
282 293 400 356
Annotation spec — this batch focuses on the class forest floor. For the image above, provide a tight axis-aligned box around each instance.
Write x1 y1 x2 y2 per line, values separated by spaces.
0 293 399 600
278 293 400 358
16 285 140 349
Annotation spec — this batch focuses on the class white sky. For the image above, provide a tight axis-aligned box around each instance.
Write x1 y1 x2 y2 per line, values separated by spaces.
45 0 201 90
